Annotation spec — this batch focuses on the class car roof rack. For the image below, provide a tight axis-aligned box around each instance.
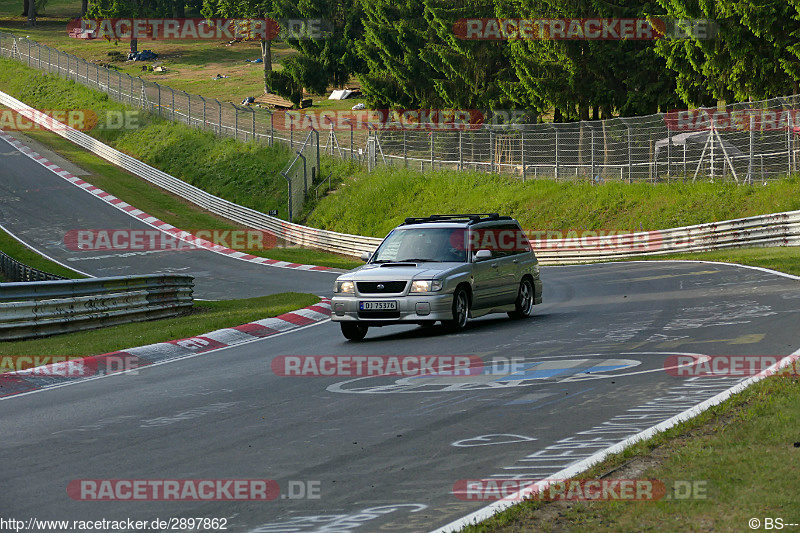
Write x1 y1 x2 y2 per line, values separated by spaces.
401 213 512 226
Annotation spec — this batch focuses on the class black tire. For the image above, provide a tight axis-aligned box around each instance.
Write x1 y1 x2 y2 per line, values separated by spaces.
443 287 469 331
341 322 368 341
508 278 535 319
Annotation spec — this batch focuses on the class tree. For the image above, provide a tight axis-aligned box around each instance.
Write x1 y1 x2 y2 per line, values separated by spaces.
654 0 799 104
419 0 526 114
273 0 364 91
23 0 46 26
355 0 437 108
87 0 172 53
497 0 680 119
202 0 278 93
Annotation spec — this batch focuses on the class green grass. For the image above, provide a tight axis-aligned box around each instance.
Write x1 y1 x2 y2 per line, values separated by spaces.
0 292 321 355
0 224 85 279
308 166 800 237
463 374 800 532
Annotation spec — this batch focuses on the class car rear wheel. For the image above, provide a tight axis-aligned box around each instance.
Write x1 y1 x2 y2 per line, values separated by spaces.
341 323 368 341
508 278 535 319
444 287 469 331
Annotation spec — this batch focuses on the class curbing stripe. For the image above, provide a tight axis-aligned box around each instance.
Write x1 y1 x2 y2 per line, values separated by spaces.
0 298 331 398
0 130 335 272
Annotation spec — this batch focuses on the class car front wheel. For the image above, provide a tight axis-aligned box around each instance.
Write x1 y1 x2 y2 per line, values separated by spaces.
341 322 368 341
508 278 535 319
444 287 469 331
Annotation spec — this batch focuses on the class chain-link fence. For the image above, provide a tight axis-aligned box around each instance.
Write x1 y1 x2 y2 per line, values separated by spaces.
2 32 799 185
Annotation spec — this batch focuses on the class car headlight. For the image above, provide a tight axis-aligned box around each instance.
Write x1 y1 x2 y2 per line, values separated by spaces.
410 279 443 293
335 280 355 293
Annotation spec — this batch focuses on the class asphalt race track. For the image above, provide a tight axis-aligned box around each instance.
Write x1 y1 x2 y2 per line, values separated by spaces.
0 136 337 300
2 261 799 531
1 136 800 532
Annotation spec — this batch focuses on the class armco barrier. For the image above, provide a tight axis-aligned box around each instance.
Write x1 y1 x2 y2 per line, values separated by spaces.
0 249 67 282
0 274 193 340
1 90 798 263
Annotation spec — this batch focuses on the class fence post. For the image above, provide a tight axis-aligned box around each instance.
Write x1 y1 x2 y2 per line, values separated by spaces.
403 128 407 167
217 100 222 135
489 128 495 173
666 120 671 179
626 123 632 183
156 83 161 116
185 91 190 126
234 103 239 139
788 110 793 175
521 131 526 181
171 87 175 121
551 124 559 180
270 111 274 147
458 130 463 171
590 126 595 181
315 128 320 176
747 113 755 183
198 95 205 128
251 106 255 141
430 130 435 170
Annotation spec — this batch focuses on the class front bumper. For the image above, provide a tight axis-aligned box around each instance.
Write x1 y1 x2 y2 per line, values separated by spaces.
331 292 454 324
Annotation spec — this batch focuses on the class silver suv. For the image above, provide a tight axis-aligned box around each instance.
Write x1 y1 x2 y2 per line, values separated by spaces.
331 214 543 340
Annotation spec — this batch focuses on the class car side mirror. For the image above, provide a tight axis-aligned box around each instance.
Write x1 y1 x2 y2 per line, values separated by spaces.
473 249 493 261
360 251 373 262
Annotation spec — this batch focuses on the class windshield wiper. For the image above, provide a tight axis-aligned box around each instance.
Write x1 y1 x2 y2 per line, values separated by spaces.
395 258 440 263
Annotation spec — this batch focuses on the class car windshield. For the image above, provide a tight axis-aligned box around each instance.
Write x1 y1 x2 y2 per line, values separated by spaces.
372 228 467 263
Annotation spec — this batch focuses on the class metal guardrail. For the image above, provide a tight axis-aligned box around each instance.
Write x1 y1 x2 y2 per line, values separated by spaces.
0 274 193 340
1 91 797 264
0 250 67 282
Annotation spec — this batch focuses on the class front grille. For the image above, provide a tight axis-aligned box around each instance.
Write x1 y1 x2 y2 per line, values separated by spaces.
358 311 401 319
356 281 407 294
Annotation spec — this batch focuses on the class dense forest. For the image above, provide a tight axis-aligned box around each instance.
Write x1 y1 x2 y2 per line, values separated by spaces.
71 0 800 121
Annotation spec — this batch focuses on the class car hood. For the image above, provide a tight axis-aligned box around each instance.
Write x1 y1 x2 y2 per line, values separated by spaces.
339 262 462 281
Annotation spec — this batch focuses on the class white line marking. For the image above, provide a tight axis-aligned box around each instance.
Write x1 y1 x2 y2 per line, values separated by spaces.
431 346 800 533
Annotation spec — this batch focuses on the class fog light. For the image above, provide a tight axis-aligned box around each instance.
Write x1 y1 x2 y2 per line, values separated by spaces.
334 303 345 316
415 302 431 316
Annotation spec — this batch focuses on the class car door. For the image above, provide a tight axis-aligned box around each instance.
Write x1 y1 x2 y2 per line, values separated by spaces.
493 223 525 304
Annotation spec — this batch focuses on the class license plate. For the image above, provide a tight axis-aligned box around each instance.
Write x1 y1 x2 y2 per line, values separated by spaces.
359 300 398 311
